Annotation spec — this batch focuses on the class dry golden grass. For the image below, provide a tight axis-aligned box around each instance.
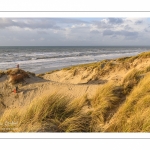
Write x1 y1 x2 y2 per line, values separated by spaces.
122 69 144 94
59 95 92 132
59 114 92 132
89 83 125 131
137 51 150 58
105 73 150 132
0 93 70 132
61 51 150 80
117 51 150 63
0 82 125 132
1 51 150 132
7 68 29 84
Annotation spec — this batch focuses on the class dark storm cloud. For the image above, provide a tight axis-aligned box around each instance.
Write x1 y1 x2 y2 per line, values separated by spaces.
103 30 138 37
108 18 124 24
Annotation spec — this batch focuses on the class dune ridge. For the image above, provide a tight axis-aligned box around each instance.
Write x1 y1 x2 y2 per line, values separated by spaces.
0 51 150 132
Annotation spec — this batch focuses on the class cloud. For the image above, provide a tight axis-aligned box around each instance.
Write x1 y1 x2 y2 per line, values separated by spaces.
0 18 88 30
92 18 125 30
0 18 149 46
93 19 112 29
108 18 124 24
144 26 150 32
135 20 143 24
103 29 138 38
37 31 48 34
124 25 133 30
103 30 114 35
54 18 87 24
0 18 15 28
0 18 61 30
90 30 100 34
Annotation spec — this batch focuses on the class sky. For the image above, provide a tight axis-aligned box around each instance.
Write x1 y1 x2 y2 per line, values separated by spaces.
0 18 150 46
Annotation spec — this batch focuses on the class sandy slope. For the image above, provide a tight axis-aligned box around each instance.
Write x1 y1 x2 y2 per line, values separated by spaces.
0 71 100 116
42 58 150 85
0 54 150 116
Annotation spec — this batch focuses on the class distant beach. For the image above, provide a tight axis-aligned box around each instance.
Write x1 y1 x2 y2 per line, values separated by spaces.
0 46 149 74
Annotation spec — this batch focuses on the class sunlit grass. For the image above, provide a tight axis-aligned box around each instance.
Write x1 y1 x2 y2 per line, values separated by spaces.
105 73 150 132
1 51 150 132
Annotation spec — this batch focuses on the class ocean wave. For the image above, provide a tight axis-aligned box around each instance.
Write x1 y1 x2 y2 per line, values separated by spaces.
0 46 149 72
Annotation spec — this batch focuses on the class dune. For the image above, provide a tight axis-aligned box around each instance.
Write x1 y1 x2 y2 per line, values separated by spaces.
0 51 150 132
0 68 100 115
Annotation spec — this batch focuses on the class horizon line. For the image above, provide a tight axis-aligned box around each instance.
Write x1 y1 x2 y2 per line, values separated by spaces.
0 45 150 47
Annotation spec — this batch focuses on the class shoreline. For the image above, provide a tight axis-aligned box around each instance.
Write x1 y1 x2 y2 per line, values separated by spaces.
1 46 149 74
23 53 142 74
1 50 150 76
28 51 144 74
0 54 146 75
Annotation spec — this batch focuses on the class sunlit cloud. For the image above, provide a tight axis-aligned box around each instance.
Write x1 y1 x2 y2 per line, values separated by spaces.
0 18 150 46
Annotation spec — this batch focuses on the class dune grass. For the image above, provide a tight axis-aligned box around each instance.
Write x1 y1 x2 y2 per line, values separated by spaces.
90 83 125 131
137 51 150 58
122 69 144 94
0 82 125 132
117 51 150 62
105 73 150 132
0 93 70 132
1 51 150 132
122 65 150 95
61 51 150 79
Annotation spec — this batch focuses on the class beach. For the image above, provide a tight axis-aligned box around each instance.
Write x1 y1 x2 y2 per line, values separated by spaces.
0 51 150 132
0 46 149 73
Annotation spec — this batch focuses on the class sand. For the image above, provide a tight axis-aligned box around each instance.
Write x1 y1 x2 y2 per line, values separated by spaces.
0 69 101 116
0 54 150 117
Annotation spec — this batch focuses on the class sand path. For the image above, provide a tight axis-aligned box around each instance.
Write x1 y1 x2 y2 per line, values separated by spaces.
0 74 101 115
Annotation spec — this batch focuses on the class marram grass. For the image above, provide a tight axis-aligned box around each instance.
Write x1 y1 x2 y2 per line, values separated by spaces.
1 51 150 132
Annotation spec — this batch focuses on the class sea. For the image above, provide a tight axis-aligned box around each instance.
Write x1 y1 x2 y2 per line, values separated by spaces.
0 46 150 74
